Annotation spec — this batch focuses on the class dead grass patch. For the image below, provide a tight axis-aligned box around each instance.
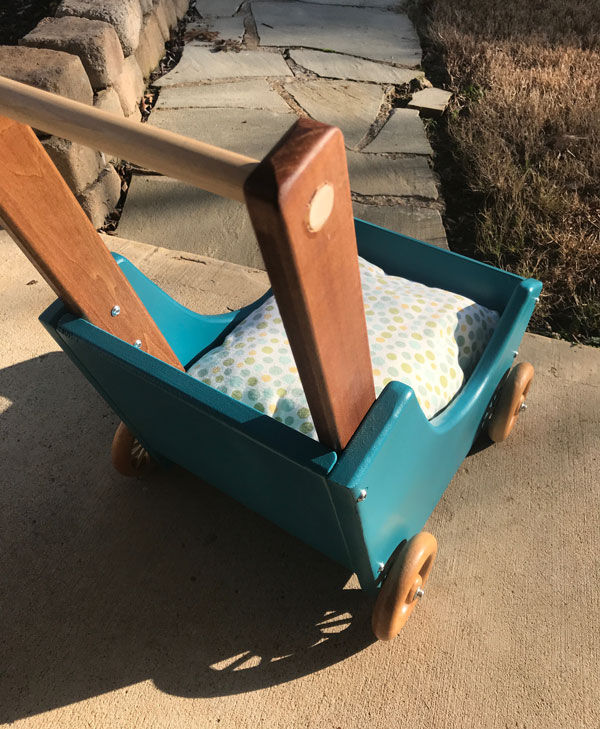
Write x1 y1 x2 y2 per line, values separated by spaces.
414 0 600 343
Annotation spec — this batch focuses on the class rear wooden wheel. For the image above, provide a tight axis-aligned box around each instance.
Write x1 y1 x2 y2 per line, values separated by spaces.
372 532 437 641
488 362 534 442
111 422 154 477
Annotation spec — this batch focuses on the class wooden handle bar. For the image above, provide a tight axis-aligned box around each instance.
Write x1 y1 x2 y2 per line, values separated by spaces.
0 75 258 202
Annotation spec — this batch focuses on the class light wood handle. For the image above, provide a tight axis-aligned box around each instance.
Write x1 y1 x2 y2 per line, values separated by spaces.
0 75 258 202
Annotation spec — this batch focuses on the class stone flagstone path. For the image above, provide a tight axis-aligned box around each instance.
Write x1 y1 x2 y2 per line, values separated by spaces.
117 0 447 268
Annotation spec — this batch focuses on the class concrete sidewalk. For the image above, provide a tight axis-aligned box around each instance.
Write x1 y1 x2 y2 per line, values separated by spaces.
1 232 598 729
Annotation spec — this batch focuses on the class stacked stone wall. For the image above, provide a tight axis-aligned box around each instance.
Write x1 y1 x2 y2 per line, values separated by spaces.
0 0 189 227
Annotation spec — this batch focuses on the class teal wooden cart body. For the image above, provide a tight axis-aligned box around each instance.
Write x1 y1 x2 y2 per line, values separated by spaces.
40 219 542 593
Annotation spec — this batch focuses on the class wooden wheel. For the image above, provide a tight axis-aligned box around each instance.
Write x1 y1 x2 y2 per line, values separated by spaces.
372 532 437 641
488 362 534 442
111 422 154 477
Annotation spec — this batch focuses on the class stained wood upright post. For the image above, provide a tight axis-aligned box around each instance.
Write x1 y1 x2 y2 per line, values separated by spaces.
0 115 183 371
244 118 375 450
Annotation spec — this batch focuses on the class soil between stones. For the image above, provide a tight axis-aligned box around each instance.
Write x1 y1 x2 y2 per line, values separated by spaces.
0 1 60 46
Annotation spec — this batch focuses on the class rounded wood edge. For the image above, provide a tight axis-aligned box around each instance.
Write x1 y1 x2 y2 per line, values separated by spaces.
372 532 438 641
488 362 534 442
111 422 154 477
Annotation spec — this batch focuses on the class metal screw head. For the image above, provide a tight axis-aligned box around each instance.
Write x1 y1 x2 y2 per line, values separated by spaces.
357 489 368 502
133 339 142 349
414 587 425 600
377 562 385 574
111 305 121 317
519 402 528 412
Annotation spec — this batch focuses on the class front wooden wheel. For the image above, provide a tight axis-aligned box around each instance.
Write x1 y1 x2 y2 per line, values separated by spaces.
372 532 437 641
488 362 534 442
111 422 154 477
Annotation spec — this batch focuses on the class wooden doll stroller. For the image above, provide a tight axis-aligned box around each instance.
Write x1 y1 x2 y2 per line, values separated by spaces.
0 77 541 640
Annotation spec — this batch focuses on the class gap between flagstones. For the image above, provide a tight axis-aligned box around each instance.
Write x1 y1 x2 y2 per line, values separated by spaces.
116 0 448 266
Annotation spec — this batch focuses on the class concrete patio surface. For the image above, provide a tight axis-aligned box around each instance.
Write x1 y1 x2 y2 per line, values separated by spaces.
1 231 599 729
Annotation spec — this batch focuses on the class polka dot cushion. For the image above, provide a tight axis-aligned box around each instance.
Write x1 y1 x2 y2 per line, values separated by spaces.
188 257 499 440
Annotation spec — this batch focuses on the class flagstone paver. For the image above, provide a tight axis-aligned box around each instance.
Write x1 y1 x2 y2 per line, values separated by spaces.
284 79 385 148
148 107 296 159
363 108 433 155
154 46 291 85
352 202 447 247
252 1 422 66
408 87 453 114
347 152 438 199
195 0 242 17
153 79 291 111
118 0 447 263
289 49 424 85
298 0 397 5
195 16 246 41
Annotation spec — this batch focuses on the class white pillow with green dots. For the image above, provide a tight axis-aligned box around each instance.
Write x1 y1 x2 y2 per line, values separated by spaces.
187 257 499 439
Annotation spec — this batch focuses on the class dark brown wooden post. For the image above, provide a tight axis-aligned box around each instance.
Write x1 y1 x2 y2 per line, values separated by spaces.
244 118 375 450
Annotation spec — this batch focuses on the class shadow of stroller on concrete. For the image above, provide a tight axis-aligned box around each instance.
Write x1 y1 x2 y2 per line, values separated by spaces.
0 351 374 724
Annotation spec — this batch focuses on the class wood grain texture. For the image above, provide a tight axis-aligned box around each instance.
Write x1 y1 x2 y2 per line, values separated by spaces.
488 361 534 442
0 116 183 370
0 75 257 202
371 532 437 640
244 118 375 450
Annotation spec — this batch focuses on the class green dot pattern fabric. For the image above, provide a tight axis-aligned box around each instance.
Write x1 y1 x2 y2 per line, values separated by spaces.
188 257 499 440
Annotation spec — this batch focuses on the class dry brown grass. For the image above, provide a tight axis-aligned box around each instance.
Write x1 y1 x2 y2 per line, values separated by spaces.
415 0 600 343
